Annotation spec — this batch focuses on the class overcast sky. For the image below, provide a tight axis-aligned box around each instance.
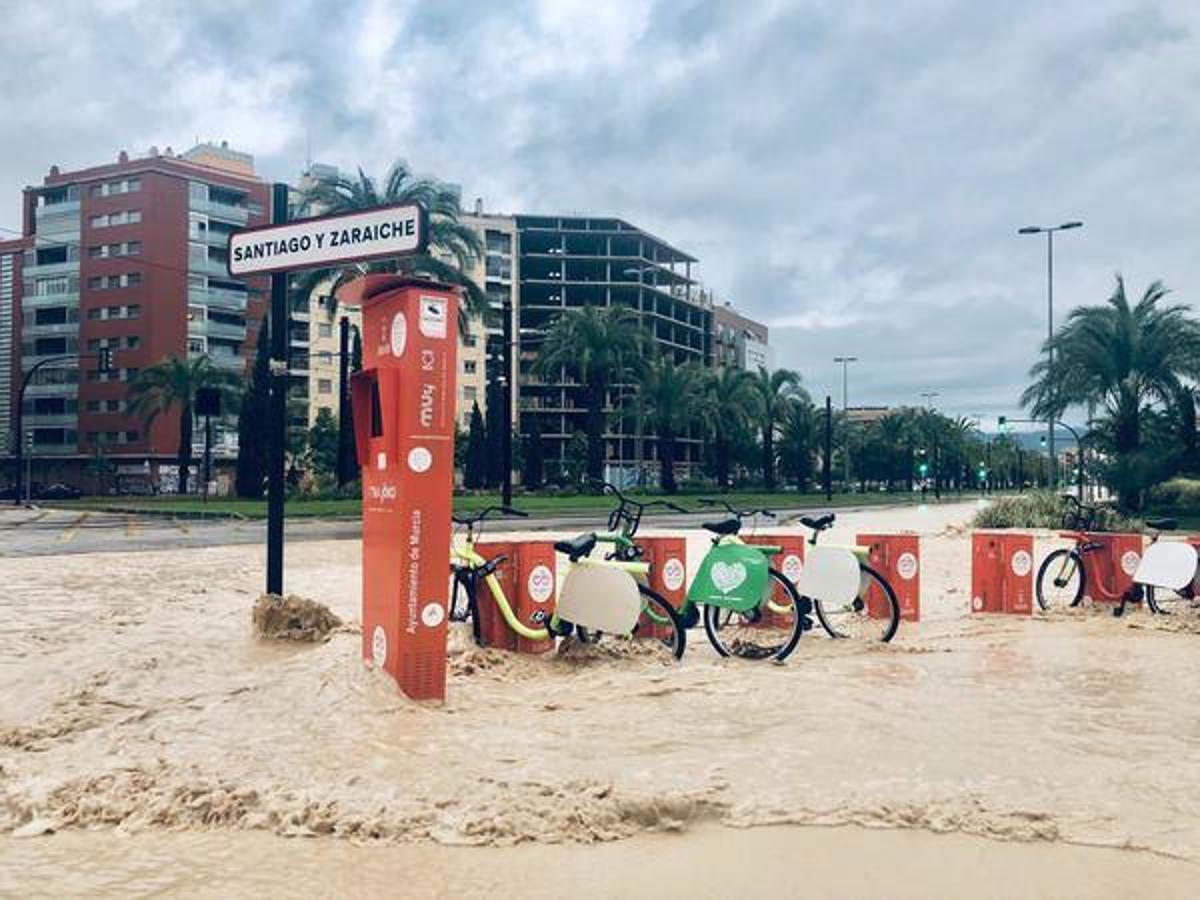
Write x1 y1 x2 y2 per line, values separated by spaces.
3 0 1198 423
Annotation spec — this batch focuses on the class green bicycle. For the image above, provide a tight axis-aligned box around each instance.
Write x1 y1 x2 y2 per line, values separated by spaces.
449 504 687 660
580 487 811 662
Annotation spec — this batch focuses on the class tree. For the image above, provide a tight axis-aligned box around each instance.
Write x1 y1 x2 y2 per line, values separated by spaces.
308 408 339 475
464 403 487 489
129 355 239 495
484 382 505 488
630 357 705 493
564 430 589 487
700 366 756 490
779 393 819 490
523 413 545 489
236 323 271 498
293 162 485 324
1021 276 1200 509
750 367 803 491
536 305 648 486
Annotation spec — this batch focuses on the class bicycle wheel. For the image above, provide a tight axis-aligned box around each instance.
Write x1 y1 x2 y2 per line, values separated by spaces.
1145 583 1199 616
702 568 805 661
1035 549 1085 611
448 568 482 644
812 563 899 643
577 585 686 660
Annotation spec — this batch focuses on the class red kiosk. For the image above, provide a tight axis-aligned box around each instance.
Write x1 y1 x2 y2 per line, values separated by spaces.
340 275 459 701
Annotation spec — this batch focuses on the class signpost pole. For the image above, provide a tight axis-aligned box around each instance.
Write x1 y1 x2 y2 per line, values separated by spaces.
336 315 350 487
266 182 289 596
203 414 212 504
823 395 833 502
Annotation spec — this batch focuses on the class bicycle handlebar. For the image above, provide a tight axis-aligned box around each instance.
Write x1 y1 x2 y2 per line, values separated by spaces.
452 505 529 526
697 498 776 519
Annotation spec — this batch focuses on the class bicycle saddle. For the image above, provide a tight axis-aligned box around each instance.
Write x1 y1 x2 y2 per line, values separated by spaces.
702 517 741 536
800 513 836 531
555 532 598 559
1145 518 1178 531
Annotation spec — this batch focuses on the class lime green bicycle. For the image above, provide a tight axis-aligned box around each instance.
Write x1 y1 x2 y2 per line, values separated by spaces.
577 486 809 662
448 504 686 660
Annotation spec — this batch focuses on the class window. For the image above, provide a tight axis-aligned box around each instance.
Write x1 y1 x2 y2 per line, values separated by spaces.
463 335 477 348
126 241 141 255
126 178 141 192
126 305 141 318
188 338 206 354
107 305 121 317
126 272 141 287
89 245 106 258
463 360 477 374
35 307 69 325
90 215 108 228
318 323 332 338
318 379 332 394
87 308 103 320
464 386 477 401
86 401 101 412
126 336 140 349
107 400 122 412
128 210 141 224
316 351 332 365
125 430 139 442
88 276 103 290
34 275 71 296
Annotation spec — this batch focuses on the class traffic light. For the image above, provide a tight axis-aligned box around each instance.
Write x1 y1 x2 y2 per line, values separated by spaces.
97 347 114 373
918 462 929 477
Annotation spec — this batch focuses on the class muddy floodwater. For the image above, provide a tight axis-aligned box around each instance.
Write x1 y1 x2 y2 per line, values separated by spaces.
2 501 1199 897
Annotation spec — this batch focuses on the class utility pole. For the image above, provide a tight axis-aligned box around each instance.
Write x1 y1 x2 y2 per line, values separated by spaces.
833 356 857 491
1018 221 1082 490
266 182 289 596
501 295 513 506
336 315 350 487
823 395 833 501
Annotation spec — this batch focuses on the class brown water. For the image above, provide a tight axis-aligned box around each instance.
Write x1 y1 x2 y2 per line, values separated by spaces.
2 501 1199 895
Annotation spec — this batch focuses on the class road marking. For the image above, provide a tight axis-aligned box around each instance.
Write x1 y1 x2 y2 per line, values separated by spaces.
59 512 90 542
125 516 139 537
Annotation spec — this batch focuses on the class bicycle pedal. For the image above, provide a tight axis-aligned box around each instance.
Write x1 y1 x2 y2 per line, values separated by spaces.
801 616 814 632
796 597 813 616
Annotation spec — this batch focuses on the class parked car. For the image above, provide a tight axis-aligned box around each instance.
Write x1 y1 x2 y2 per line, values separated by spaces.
37 483 83 500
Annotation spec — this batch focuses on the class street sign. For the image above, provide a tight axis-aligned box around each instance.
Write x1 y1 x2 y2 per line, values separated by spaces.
227 203 427 277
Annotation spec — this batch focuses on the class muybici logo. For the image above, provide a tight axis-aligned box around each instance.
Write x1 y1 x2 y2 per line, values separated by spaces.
527 564 554 603
662 557 685 591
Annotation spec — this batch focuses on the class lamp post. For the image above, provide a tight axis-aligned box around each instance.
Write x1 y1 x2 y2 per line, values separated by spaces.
918 392 939 496
833 356 857 491
1017 220 1082 489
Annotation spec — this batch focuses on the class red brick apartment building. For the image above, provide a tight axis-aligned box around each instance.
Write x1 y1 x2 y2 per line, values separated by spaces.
3 143 270 491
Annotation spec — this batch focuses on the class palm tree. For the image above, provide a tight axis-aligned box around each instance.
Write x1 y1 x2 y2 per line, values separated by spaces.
536 305 648 485
631 357 705 493
292 162 485 324
750 367 802 491
778 392 819 490
700 366 756 489
1021 276 1200 508
129 355 240 494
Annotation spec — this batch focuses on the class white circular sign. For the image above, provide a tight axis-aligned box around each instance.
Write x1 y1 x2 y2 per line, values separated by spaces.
972 596 984 611
781 553 803 583
407 447 433 473
527 564 554 604
662 557 686 592
896 552 919 581
1120 550 1141 576
390 312 407 357
371 625 387 667
1010 550 1033 578
421 602 445 628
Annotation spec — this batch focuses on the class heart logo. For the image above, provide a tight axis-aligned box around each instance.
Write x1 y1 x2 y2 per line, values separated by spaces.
711 561 747 594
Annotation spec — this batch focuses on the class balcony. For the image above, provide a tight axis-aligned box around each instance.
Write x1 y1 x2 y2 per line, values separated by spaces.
22 321 79 338
204 320 246 341
193 199 250 226
23 289 80 307
23 259 79 279
206 352 246 373
191 255 232 278
188 285 248 312
24 412 78 427
24 381 77 398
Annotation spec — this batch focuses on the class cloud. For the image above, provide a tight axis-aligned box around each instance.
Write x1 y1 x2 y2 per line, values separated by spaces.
2 0 1197 420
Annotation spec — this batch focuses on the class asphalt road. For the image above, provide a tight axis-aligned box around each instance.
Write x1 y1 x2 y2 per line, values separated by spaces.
0 501 930 558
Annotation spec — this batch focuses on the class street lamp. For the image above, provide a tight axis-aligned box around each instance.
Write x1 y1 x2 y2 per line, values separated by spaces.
833 356 857 490
919 391 939 410
1018 220 1083 489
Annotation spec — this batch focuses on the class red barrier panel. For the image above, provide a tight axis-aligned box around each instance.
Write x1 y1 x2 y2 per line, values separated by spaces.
514 542 557 655
472 540 518 651
972 531 1033 614
347 277 458 702
637 536 687 639
743 534 806 627
858 533 921 622
472 540 557 654
1067 532 1143 604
